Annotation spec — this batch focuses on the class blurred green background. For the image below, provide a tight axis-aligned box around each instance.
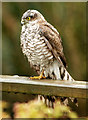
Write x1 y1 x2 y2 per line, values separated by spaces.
2 2 86 81
1 2 87 117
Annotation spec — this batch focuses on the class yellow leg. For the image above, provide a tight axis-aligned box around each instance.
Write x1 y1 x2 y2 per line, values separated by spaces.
30 70 46 80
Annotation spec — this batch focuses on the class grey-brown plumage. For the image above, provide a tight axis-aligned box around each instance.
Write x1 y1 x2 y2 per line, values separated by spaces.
20 10 77 107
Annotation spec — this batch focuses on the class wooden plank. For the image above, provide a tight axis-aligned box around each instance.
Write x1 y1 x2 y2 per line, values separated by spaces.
0 75 88 99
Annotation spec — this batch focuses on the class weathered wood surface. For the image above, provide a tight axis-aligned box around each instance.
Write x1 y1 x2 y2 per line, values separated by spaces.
0 75 88 99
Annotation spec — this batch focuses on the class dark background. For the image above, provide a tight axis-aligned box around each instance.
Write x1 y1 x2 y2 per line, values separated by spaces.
2 2 87 81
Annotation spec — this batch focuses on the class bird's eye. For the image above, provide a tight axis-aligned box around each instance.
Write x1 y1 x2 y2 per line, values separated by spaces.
26 17 31 21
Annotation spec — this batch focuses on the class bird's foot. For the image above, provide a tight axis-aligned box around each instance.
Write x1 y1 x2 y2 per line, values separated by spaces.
30 76 46 80
30 70 46 80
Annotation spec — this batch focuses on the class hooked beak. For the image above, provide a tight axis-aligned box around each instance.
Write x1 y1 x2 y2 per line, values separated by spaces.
21 18 25 26
21 21 24 26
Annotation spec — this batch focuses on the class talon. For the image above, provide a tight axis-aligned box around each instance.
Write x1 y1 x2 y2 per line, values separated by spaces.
29 70 46 80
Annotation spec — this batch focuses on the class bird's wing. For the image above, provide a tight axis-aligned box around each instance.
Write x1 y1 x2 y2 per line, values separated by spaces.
39 23 67 68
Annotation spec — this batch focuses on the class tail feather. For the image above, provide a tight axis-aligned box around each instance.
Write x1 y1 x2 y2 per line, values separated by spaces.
40 60 78 108
38 95 78 108
59 66 74 81
44 60 74 81
38 95 55 108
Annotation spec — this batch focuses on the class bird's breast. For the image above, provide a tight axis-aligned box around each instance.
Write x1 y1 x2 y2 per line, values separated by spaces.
21 24 53 69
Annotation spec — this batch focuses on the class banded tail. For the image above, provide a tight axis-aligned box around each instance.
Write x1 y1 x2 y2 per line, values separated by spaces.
39 60 78 107
44 59 74 81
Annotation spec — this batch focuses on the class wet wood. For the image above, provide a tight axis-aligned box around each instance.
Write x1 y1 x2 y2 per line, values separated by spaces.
0 75 87 99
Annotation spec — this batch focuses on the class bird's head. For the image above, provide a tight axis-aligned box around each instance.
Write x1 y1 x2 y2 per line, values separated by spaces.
21 10 46 26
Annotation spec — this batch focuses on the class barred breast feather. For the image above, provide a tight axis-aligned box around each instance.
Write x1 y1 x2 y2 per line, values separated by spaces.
20 23 54 72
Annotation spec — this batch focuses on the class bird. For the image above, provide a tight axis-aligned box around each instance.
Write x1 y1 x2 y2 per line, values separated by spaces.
20 9 77 107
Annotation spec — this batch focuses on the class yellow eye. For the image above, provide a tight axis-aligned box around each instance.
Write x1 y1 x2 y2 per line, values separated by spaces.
26 17 31 21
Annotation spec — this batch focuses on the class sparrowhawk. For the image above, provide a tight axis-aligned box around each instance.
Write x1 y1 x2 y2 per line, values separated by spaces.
20 10 77 107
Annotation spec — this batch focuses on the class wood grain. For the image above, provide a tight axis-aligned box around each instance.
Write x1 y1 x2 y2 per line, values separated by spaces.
0 75 87 98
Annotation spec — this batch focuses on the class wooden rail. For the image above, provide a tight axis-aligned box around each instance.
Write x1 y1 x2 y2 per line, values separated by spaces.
0 75 88 99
